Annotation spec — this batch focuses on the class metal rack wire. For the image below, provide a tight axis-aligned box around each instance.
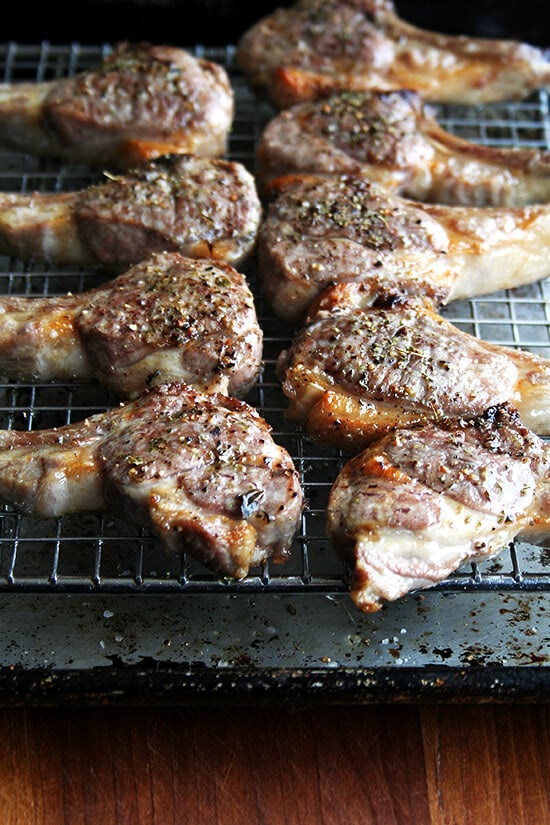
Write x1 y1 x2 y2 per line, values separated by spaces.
0 42 549 598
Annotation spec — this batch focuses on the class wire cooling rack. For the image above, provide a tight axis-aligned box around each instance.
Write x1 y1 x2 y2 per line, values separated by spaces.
0 42 549 599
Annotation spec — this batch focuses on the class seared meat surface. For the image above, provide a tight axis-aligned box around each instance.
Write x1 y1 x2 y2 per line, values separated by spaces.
257 89 550 206
237 0 550 108
0 382 303 579
259 174 550 321
327 405 550 611
0 42 234 168
0 252 263 399
277 283 550 451
0 155 261 270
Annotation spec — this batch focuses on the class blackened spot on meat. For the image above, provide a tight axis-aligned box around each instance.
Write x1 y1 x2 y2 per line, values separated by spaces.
371 289 407 310
239 488 266 519
146 370 162 386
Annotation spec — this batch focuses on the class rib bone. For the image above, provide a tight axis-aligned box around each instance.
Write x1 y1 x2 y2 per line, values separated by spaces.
259 174 550 321
277 281 550 450
0 42 234 168
0 155 261 269
0 252 263 399
237 0 550 108
257 89 550 206
0 382 303 580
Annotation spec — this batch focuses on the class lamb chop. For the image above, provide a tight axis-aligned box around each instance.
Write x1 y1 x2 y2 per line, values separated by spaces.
0 252 263 399
257 89 550 206
0 155 261 270
259 174 550 322
0 42 234 169
327 404 550 612
0 382 303 580
237 0 550 109
277 281 550 452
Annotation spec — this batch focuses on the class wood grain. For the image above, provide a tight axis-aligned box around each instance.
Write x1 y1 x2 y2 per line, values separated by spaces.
422 705 550 825
0 704 548 825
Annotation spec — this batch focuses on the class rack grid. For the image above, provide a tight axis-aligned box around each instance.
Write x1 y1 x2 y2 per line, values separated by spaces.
0 42 549 602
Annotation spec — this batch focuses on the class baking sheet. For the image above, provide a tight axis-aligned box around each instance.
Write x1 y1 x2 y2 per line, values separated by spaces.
0 43 548 705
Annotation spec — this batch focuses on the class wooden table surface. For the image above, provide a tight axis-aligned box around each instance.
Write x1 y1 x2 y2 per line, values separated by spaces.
0 703 548 824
